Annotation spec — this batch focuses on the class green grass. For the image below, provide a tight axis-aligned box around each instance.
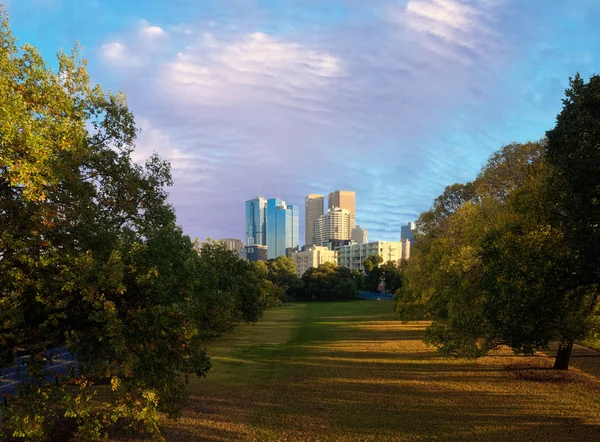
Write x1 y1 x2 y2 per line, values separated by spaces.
124 301 600 441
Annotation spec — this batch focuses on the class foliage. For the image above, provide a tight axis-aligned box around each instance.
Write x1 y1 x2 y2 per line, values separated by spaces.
396 141 573 361
398 91 600 370
299 262 359 301
0 12 266 440
380 261 403 294
545 73 600 368
265 256 303 302
363 255 383 292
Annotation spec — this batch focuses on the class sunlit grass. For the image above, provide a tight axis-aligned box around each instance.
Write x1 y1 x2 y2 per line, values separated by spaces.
120 301 600 441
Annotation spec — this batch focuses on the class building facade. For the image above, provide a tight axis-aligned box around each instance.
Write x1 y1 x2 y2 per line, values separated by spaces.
218 238 244 255
291 246 338 277
313 207 351 246
244 245 268 262
401 239 411 261
328 190 356 231
266 197 299 260
401 221 416 242
304 194 324 247
245 197 267 245
351 225 368 244
336 241 403 272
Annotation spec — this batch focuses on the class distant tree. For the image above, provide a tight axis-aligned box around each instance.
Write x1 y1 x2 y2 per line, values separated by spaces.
300 263 359 301
351 269 365 291
363 255 383 292
380 261 403 294
266 256 302 302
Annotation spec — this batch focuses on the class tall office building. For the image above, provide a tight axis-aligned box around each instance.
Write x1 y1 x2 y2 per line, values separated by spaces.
245 197 267 245
266 198 299 259
218 238 244 255
328 190 356 231
305 194 324 247
313 207 352 246
401 221 416 242
352 225 368 244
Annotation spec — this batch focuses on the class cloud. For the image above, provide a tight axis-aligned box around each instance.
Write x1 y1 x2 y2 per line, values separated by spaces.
161 32 342 106
91 1 598 243
389 0 500 63
139 20 167 39
99 41 139 66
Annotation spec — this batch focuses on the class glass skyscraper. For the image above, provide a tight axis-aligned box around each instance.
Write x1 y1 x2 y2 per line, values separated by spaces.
266 197 299 259
245 197 267 245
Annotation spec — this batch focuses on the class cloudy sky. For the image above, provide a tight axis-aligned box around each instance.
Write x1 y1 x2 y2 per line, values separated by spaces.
7 0 600 243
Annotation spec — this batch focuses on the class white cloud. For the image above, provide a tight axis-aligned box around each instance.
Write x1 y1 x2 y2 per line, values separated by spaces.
161 32 342 105
99 41 139 66
172 25 193 35
139 20 167 39
390 0 500 63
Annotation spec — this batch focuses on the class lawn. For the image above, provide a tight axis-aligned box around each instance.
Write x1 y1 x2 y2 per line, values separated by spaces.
130 301 600 441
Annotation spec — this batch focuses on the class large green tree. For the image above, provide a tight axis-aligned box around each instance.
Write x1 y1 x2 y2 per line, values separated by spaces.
0 12 266 440
545 74 600 368
399 131 600 369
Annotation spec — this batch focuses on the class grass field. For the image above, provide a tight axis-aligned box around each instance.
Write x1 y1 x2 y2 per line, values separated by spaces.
135 301 600 441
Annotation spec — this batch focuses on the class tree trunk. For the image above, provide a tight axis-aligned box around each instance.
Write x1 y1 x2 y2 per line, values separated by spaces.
553 338 573 370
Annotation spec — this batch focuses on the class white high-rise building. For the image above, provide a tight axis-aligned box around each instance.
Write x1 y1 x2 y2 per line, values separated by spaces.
328 190 356 231
313 207 351 246
401 239 411 261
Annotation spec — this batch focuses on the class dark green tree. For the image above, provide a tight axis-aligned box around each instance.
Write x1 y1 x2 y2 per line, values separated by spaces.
544 74 600 368
363 255 383 292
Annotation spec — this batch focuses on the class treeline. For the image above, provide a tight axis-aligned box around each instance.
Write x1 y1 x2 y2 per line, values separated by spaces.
267 254 404 302
0 13 282 441
396 74 600 371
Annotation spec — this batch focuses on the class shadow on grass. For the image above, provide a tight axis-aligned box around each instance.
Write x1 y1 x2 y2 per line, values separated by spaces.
137 302 600 441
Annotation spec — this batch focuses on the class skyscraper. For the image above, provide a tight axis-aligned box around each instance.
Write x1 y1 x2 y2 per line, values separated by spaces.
245 197 267 245
305 194 324 246
328 190 356 231
313 207 351 246
352 225 368 244
266 198 299 259
401 221 416 242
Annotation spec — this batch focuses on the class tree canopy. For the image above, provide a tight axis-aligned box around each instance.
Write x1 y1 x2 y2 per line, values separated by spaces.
397 75 600 370
0 12 268 440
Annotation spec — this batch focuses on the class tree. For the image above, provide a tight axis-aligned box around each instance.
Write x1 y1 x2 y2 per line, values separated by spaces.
266 256 302 301
397 142 558 358
300 263 359 301
380 261 403 294
545 74 600 369
398 133 600 370
363 255 383 292
0 12 266 439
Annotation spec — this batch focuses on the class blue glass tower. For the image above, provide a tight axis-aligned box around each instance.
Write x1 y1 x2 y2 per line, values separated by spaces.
245 197 267 245
266 198 299 259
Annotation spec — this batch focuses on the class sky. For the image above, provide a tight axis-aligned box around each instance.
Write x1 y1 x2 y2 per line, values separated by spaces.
5 0 600 243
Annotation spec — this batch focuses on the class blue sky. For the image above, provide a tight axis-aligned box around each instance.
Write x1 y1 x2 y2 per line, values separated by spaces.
6 0 600 243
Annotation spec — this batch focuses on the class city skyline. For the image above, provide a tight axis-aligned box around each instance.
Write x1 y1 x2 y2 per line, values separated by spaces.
8 1 600 242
